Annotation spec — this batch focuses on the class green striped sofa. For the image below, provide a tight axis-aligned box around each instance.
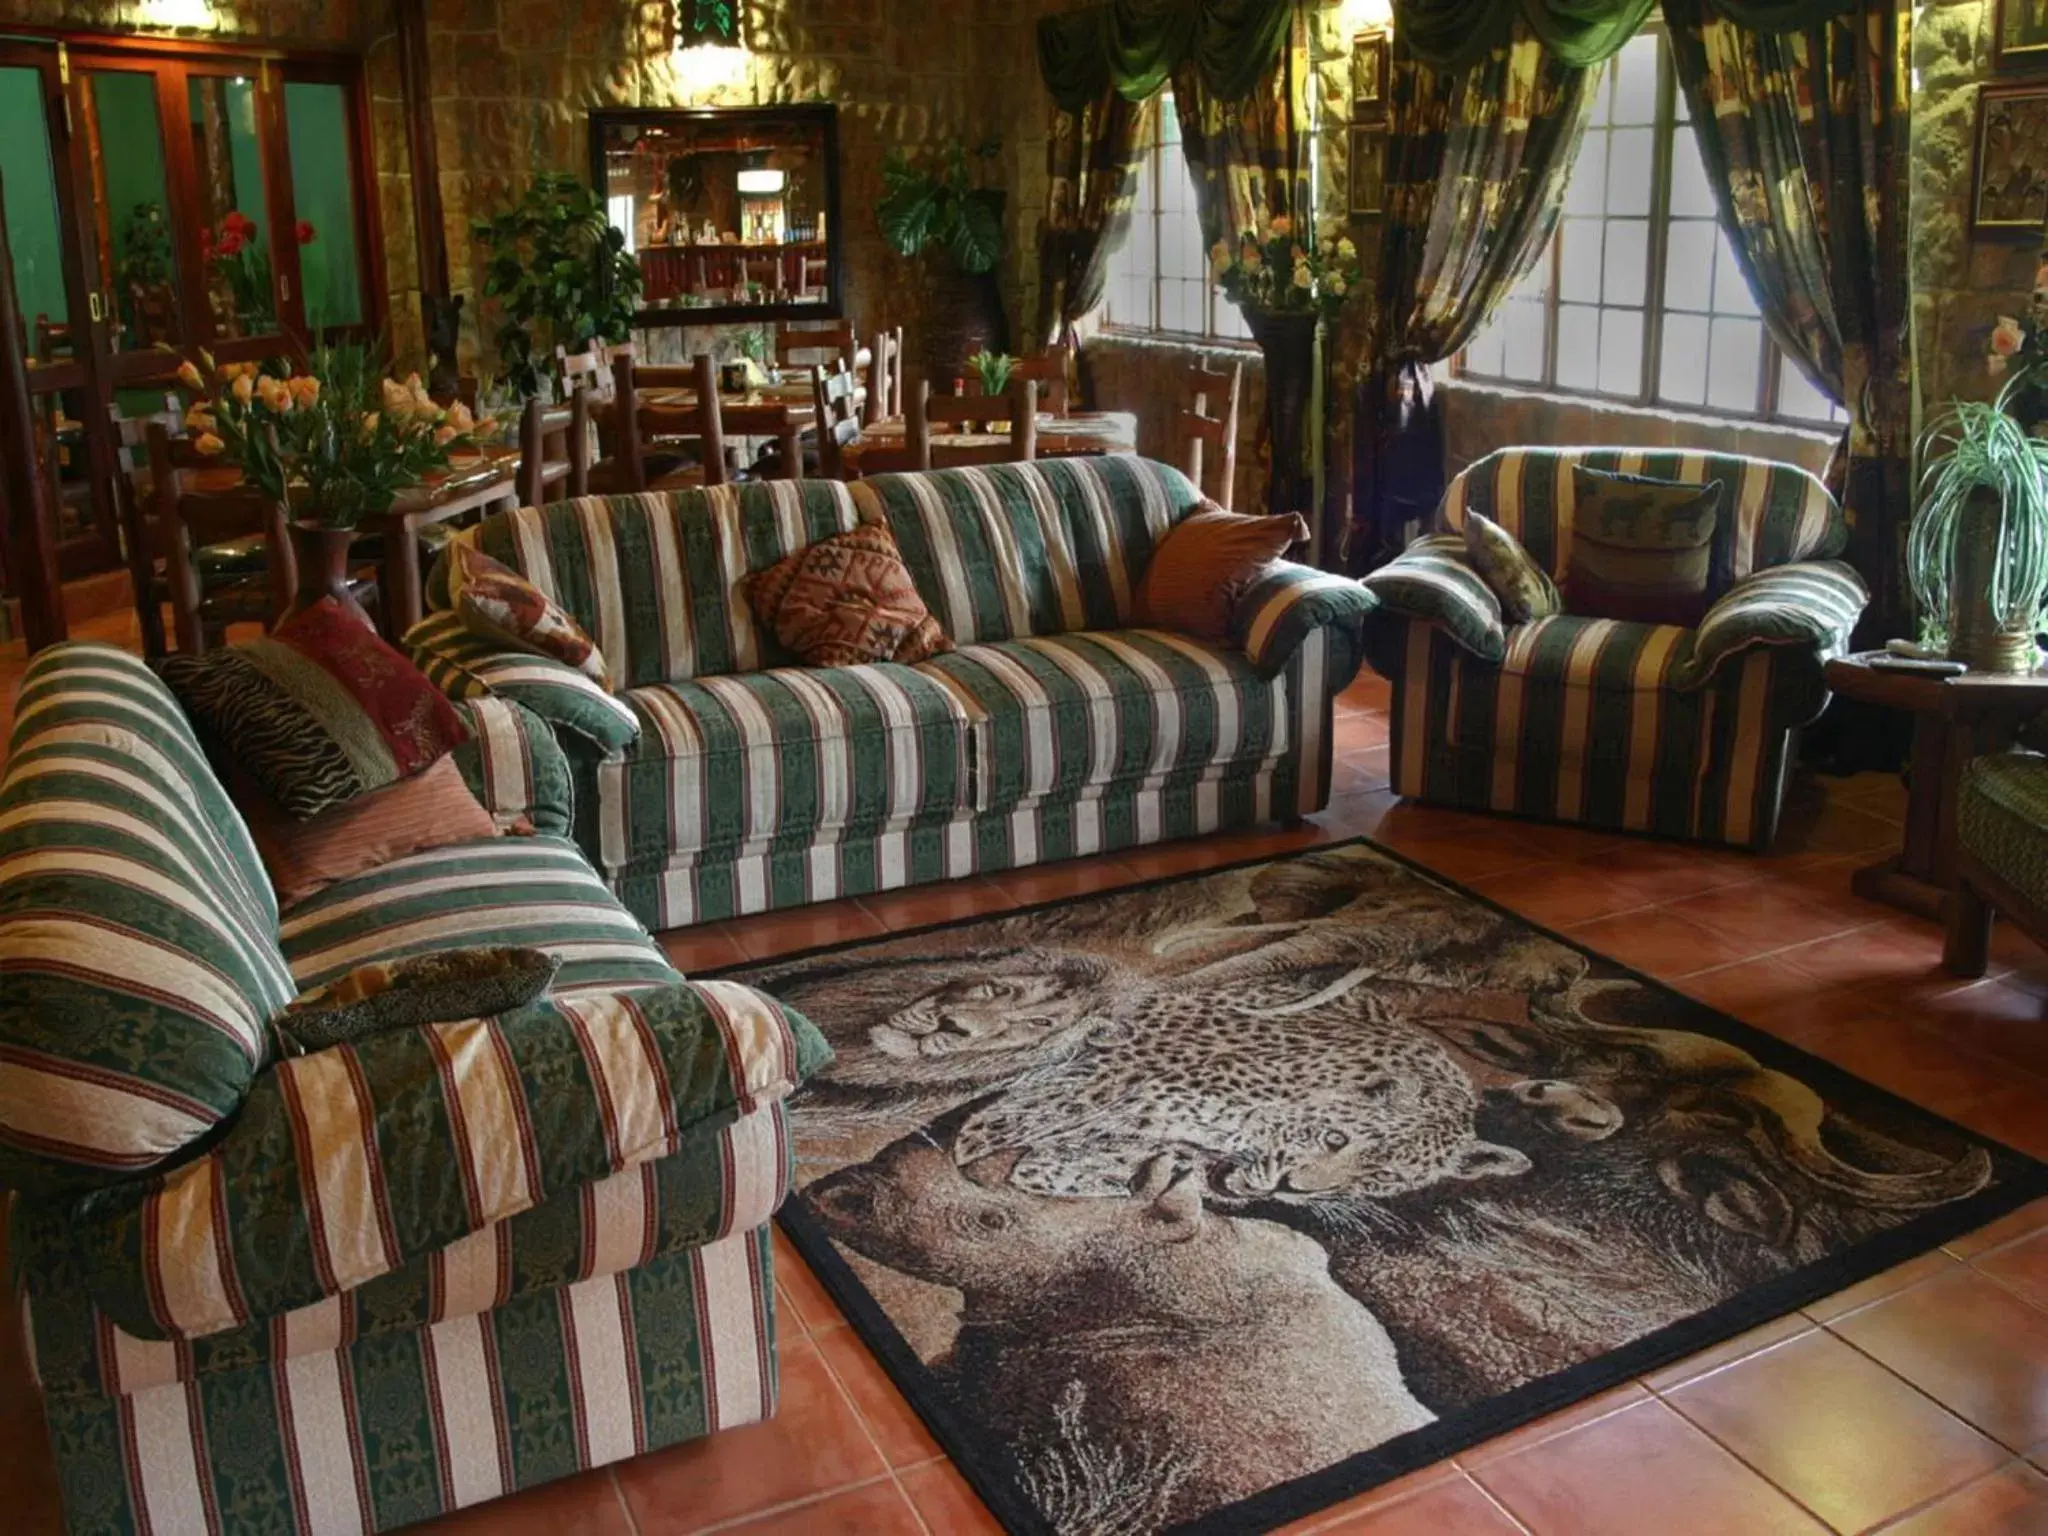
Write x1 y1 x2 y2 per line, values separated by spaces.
404 456 1375 930
1360 448 1868 849
1 644 832 1535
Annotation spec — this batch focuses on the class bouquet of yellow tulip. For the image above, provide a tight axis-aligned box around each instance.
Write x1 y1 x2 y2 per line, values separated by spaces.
173 343 494 529
1209 216 1361 319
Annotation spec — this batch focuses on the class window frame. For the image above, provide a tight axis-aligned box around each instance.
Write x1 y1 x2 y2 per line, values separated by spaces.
1098 90 1258 349
1453 24 1840 431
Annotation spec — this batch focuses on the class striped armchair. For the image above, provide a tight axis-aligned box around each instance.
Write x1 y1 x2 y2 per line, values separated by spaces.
406 457 1376 931
1360 448 1868 850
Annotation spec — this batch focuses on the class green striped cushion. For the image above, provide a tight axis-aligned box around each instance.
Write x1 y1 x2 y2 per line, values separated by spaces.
22 1100 793 1400
58 980 829 1340
852 455 1200 645
916 630 1288 811
407 611 642 755
1443 448 1844 583
593 664 978 875
0 645 294 1195
449 695 575 838
279 835 676 997
1236 562 1377 680
1678 559 1868 689
1361 534 1508 663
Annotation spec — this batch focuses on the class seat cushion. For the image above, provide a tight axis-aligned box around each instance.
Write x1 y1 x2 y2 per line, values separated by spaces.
1959 753 2048 912
279 835 676 998
915 629 1289 812
1465 615 1698 768
595 664 979 873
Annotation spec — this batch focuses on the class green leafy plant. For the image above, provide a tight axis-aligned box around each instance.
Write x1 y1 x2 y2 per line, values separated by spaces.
171 343 493 530
473 172 644 399
1908 369 2048 646
877 138 1005 276
116 203 172 294
969 349 1015 396
1211 217 1361 318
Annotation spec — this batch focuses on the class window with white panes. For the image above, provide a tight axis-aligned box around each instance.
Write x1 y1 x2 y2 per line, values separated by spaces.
1458 29 1846 428
1101 93 1254 343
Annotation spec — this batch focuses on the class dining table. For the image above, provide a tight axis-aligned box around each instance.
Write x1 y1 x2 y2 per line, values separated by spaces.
632 372 819 480
841 409 1139 474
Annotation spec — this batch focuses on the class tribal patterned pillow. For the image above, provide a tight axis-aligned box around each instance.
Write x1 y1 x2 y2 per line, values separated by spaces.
447 541 614 690
745 520 952 666
158 597 471 820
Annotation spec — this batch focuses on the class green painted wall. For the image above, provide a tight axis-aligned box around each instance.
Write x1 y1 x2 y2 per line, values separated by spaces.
0 67 67 326
285 81 362 330
93 70 169 279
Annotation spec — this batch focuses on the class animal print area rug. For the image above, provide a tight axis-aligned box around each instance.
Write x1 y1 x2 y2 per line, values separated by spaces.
730 840 2048 1535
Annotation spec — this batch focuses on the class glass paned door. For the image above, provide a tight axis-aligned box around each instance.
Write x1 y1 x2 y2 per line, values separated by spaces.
78 64 191 358
187 72 279 337
0 64 72 359
282 79 367 332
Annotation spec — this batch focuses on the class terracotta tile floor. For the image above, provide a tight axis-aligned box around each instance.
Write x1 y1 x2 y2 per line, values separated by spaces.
8 628 2048 1532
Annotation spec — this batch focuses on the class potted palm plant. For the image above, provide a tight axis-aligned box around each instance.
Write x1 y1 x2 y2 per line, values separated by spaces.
1909 369 2048 672
877 137 1008 375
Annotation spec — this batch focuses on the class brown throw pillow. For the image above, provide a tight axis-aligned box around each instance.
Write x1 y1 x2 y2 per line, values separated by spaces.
1463 511 1560 623
158 597 471 820
1136 505 1310 640
746 521 952 666
273 946 561 1056
1563 467 1727 626
448 541 613 690
239 755 499 906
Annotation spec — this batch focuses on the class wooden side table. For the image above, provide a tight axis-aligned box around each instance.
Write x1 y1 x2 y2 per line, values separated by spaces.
1823 652 2048 920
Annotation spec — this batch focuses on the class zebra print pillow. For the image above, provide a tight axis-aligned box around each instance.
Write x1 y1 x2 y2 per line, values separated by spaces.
158 596 470 820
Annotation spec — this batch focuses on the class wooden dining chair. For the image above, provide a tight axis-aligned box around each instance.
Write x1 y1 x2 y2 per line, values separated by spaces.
1179 358 1243 509
908 375 1039 470
777 319 857 373
597 350 728 493
809 360 863 480
515 392 587 508
145 422 298 655
998 343 1072 416
863 328 897 427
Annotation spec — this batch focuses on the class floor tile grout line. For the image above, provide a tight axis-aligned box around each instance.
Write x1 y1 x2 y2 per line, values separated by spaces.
606 1465 644 1536
1814 1301 2045 1458
1612 1385 1849 1534
686 1470 903 1534
1862 1454 2037 1533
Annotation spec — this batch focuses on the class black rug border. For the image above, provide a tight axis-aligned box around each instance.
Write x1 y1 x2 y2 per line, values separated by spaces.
714 835 2048 1535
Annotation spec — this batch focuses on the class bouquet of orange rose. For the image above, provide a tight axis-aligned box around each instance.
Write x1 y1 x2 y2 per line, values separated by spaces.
1209 216 1361 318
174 343 493 529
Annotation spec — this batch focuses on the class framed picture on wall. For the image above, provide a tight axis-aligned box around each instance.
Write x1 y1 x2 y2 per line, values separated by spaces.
1348 127 1384 218
1973 83 2048 232
1352 31 1390 117
1995 0 2048 70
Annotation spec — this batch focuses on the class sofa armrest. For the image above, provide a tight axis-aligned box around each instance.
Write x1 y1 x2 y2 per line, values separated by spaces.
58 981 832 1341
449 695 575 838
1233 560 1378 682
405 611 641 756
1677 560 1868 690
1358 534 1507 665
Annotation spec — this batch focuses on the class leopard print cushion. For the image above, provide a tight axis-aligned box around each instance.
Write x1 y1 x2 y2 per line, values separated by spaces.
744 521 952 667
1462 511 1559 625
272 945 560 1055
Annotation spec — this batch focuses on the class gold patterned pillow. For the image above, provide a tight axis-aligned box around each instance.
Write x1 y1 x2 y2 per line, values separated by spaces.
1564 467 1727 626
745 521 952 666
1462 512 1559 624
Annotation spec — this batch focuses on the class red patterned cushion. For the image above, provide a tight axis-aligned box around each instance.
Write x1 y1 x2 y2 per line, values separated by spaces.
745 521 952 666
448 541 613 690
159 597 470 820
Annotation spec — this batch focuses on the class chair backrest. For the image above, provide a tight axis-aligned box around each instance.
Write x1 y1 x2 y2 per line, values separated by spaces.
863 329 896 425
1179 359 1242 509
1000 345 1071 416
914 376 1038 469
109 392 185 657
810 360 862 480
147 422 294 653
1440 446 1846 584
777 319 856 371
517 393 588 508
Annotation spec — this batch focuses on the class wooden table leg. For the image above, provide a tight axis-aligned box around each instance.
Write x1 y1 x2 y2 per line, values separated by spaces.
777 426 802 481
384 512 424 640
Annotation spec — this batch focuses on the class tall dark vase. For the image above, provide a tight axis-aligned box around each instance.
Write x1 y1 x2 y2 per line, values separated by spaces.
284 521 375 632
1247 309 1319 520
916 259 1011 384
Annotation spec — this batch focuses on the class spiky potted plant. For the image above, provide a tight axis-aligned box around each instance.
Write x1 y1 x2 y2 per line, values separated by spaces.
877 137 1008 375
1909 370 2048 672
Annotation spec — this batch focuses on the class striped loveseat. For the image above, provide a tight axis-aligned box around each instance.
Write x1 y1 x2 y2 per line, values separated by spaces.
2 645 831 1535
404 456 1374 930
1360 448 1868 849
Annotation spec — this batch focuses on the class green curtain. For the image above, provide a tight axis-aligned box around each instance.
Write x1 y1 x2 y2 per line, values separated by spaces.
1392 0 1853 68
1038 0 1296 114
1035 90 1154 350
1663 0 1911 638
1352 23 1596 566
1170 18 1311 246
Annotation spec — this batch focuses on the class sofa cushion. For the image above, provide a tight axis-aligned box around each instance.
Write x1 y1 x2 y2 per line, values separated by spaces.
743 520 952 666
1472 615 1699 770
273 945 561 1055
916 629 1289 812
1959 753 2048 913
1134 506 1309 640
594 664 980 873
1563 466 1728 626
0 645 295 1196
279 834 676 999
447 539 613 690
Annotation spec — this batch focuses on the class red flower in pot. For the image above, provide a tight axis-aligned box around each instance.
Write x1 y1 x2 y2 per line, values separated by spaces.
295 220 316 245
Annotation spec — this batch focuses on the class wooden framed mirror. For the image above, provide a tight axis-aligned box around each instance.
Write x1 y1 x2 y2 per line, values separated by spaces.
589 103 842 329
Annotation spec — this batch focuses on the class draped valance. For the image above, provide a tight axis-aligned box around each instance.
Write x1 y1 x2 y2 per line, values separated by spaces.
1391 0 1859 69
1037 0 1296 115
